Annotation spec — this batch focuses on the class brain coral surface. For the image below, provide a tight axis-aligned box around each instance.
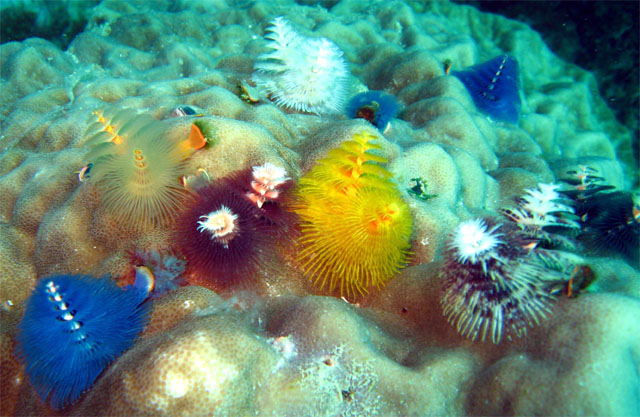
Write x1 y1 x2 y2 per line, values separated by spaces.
0 1 638 416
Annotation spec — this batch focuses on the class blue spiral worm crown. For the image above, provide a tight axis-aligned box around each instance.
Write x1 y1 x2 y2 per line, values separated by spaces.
15 274 150 410
452 54 521 123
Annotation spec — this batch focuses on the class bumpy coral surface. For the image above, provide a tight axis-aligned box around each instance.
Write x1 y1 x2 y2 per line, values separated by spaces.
1 0 638 416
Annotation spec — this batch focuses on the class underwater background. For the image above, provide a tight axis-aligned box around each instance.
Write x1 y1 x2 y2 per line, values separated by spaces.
1 0 638 416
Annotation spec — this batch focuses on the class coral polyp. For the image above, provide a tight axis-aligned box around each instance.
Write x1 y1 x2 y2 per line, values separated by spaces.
253 16 349 115
83 108 194 231
292 131 412 299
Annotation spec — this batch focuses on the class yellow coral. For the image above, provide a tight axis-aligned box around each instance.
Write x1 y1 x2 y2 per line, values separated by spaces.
83 108 192 231
292 131 412 298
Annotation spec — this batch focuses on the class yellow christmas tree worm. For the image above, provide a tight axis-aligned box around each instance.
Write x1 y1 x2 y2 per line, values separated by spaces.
83 108 200 231
292 131 412 299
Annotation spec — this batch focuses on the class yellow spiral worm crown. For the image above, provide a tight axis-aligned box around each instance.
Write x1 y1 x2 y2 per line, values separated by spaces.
83 108 192 231
292 131 413 298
